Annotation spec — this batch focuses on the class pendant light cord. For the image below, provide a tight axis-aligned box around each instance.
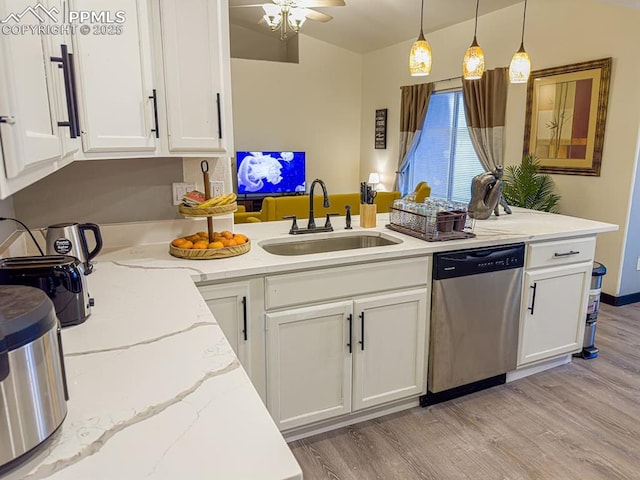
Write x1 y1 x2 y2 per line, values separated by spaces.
520 0 528 45
474 0 479 37
419 0 425 35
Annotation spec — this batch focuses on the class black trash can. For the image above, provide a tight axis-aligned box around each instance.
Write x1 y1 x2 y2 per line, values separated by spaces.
579 262 607 359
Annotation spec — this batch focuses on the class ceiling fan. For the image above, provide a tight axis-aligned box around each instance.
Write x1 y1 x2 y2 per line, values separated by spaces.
230 0 346 40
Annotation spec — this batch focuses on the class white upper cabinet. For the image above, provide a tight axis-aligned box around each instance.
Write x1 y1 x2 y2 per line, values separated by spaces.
0 0 77 198
156 0 233 154
71 0 157 153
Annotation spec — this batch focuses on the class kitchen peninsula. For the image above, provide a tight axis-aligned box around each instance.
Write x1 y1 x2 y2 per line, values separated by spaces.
2 208 616 479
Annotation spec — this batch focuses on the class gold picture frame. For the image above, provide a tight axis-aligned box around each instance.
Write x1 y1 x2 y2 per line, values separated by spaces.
523 57 612 176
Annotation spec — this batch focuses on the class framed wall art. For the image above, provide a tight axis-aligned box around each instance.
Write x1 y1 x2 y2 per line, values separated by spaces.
523 57 612 176
375 108 387 149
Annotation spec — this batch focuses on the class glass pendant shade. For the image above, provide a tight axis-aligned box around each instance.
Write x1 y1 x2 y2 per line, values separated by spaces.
462 38 485 80
409 33 432 76
288 8 307 31
509 44 531 83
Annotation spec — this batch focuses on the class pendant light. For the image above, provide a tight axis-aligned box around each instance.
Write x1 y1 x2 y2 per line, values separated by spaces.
462 0 485 80
509 0 531 83
409 0 432 76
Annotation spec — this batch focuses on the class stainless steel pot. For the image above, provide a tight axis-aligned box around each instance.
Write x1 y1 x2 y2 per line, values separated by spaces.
0 285 68 472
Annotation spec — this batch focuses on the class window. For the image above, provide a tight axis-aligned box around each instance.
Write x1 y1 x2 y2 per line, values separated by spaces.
402 91 484 203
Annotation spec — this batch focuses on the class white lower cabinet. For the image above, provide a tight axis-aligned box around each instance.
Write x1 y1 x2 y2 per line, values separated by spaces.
266 288 427 431
518 262 592 366
198 279 266 400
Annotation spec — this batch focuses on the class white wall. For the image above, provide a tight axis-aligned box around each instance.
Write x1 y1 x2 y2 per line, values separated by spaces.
359 0 640 297
230 34 363 194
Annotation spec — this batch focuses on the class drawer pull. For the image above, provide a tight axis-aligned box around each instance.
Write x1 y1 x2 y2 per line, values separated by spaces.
554 250 580 257
241 296 247 341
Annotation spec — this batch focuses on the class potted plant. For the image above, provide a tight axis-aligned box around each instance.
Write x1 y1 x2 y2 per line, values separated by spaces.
502 154 561 213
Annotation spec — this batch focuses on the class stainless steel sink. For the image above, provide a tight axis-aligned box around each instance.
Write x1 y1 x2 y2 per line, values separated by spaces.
259 232 402 256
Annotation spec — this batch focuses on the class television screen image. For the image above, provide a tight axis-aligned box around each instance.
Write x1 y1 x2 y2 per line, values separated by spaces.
236 151 306 195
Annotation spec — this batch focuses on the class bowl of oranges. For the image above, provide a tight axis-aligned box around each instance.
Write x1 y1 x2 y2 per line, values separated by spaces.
169 231 250 259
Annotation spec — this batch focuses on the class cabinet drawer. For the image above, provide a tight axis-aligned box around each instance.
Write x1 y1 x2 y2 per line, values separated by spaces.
527 237 596 269
265 258 428 310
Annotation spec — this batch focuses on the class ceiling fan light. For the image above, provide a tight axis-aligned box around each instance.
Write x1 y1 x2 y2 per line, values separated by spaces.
262 3 281 16
462 39 485 80
409 33 432 76
509 45 531 83
288 7 307 31
263 13 282 29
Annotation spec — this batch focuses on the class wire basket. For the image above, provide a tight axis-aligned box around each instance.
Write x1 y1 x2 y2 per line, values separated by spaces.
386 206 475 242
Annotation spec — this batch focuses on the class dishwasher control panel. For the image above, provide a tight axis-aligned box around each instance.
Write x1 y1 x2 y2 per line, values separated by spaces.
433 243 525 280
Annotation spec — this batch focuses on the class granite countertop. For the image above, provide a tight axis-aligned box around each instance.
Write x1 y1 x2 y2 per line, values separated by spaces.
1 208 617 479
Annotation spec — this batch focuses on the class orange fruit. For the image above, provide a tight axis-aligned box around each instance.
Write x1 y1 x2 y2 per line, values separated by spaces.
192 241 209 249
172 238 187 247
186 234 201 243
219 238 230 247
197 231 209 238
208 241 224 249
221 230 233 240
181 240 194 249
226 239 237 246
233 234 247 245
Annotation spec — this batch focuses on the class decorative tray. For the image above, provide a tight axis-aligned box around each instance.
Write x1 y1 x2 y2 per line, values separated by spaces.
178 202 238 217
169 239 250 260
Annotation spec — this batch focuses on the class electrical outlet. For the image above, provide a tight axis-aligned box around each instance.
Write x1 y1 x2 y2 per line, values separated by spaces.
172 182 196 206
211 181 224 197
637 256 640 271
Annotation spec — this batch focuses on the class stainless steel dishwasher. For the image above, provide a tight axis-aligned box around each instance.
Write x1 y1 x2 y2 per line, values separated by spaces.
421 243 525 406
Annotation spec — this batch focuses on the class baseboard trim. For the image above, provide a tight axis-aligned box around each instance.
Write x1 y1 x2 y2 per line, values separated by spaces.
601 292 640 306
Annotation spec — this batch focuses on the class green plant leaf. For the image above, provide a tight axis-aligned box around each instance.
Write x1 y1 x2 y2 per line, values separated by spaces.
503 154 561 213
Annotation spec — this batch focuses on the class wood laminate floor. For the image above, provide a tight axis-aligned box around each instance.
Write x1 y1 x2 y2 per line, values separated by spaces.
290 303 640 480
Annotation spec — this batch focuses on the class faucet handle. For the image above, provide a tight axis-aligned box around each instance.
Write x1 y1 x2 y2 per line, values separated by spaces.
324 213 340 229
283 215 298 234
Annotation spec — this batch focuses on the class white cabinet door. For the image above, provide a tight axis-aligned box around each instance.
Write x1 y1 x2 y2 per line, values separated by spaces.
352 289 427 411
200 282 251 373
266 301 353 430
72 0 156 153
519 263 591 366
158 0 232 153
0 0 61 180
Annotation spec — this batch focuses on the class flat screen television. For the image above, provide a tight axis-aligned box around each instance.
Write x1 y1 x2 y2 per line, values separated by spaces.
236 151 306 195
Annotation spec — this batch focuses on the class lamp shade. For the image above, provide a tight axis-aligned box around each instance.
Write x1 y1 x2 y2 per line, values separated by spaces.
462 38 485 80
509 45 531 83
368 173 380 184
409 33 432 76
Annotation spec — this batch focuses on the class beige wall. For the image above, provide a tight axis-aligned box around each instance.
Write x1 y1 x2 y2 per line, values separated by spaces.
230 34 363 194
359 0 640 296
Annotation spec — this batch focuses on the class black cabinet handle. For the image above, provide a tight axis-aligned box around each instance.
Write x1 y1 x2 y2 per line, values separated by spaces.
528 283 537 315
67 52 81 136
347 313 352 353
216 93 222 139
241 296 247 341
149 89 159 138
50 44 79 138
358 312 365 351
0 116 15 125
554 250 580 257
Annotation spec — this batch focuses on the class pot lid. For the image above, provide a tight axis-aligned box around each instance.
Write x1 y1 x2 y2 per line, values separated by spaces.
0 285 57 351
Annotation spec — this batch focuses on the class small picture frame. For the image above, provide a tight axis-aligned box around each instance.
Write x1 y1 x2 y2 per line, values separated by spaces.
375 108 387 149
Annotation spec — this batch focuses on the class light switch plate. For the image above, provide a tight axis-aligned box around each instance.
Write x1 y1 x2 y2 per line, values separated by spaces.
172 182 196 206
